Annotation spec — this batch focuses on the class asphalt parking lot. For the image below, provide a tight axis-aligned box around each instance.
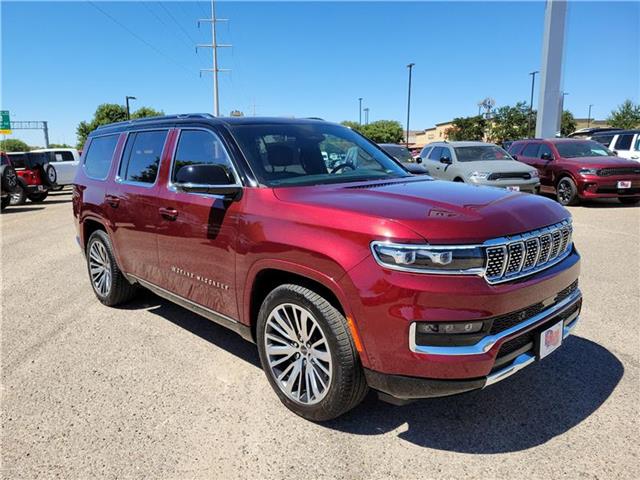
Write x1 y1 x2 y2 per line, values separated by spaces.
1 190 638 479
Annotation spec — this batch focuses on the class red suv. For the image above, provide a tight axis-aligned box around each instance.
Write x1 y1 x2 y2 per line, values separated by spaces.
73 115 582 420
6 151 58 204
509 138 640 206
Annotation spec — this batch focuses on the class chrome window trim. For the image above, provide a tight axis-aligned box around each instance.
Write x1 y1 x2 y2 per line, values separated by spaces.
409 288 581 356
166 127 243 196
114 129 170 188
82 133 121 181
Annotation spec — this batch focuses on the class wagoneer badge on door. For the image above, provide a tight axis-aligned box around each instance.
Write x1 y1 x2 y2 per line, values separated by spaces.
170 265 230 291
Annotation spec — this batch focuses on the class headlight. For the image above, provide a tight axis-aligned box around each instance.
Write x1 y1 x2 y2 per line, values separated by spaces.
371 242 485 273
468 171 490 181
579 168 598 175
530 170 539 178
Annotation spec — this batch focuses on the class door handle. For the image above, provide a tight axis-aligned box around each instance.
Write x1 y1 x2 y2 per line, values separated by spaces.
105 194 120 208
159 207 178 221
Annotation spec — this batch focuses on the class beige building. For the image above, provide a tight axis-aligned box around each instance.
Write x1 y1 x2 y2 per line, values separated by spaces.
412 121 454 148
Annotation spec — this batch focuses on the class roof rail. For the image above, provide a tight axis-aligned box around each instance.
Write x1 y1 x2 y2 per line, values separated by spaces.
95 113 215 130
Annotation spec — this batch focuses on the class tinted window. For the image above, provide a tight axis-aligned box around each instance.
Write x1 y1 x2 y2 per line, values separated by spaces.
230 123 408 187
454 145 511 162
522 143 540 157
592 134 615 147
614 134 634 151
7 153 27 169
119 131 167 184
428 146 443 161
419 146 432 159
52 151 75 162
538 143 554 159
84 135 119 179
172 130 235 183
380 144 413 162
508 143 524 155
555 140 613 158
440 147 453 161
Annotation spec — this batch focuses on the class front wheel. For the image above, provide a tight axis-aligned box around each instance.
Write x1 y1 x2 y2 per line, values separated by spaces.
256 284 368 421
86 230 138 306
556 177 579 206
9 185 27 205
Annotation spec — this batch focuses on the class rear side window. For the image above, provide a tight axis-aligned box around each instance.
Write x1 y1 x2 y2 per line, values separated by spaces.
522 143 540 157
119 130 168 184
614 134 634 151
171 130 235 183
53 151 75 162
538 143 554 158
508 143 524 155
592 134 615 147
84 135 119 180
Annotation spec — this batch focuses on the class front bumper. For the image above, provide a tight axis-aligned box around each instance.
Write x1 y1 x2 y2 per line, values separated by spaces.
577 176 640 199
366 291 581 400
472 178 540 192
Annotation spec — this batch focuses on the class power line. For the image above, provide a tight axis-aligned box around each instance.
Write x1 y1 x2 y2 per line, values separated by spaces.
158 2 198 45
88 1 192 75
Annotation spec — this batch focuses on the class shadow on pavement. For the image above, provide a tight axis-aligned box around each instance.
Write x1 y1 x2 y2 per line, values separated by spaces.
121 290 622 453
540 192 638 208
2 206 45 214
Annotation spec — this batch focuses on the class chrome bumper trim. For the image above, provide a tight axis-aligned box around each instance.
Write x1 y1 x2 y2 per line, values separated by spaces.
484 313 580 388
409 288 581 356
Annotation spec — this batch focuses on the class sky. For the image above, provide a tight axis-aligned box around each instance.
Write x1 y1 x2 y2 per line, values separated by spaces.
2 0 639 146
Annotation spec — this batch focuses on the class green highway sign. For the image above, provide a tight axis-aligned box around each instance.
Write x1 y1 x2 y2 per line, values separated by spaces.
0 110 11 134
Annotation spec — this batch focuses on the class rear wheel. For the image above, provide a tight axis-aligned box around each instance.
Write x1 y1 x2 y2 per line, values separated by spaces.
256 284 368 421
619 197 640 205
41 163 57 187
0 165 18 193
27 191 48 203
86 230 138 306
556 177 579 206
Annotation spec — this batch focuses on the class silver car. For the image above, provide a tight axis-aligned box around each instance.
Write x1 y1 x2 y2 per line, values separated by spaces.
418 141 540 193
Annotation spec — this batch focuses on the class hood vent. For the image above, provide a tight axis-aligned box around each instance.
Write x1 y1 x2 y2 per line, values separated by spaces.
345 179 429 190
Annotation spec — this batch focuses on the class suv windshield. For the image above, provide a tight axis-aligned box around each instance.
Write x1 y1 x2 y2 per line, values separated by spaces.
555 140 613 158
380 144 413 162
454 145 512 162
230 123 410 186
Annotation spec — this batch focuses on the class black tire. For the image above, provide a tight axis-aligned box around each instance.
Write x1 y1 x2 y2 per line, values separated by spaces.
1 196 10 211
9 185 27 205
453 177 464 182
27 191 48 203
619 197 640 205
256 284 368 421
556 176 579 206
41 163 57 187
1 165 19 193
86 230 138 306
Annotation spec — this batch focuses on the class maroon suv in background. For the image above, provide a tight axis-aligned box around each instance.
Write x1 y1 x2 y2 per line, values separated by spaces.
73 115 582 421
509 138 640 206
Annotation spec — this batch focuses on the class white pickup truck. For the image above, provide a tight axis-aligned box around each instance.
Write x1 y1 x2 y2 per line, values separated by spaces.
30 148 80 187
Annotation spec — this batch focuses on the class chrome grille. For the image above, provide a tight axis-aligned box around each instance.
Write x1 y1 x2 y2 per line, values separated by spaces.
597 167 640 177
483 220 573 284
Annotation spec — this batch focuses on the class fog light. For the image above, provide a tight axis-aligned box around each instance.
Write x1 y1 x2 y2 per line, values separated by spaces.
585 183 598 193
417 321 484 334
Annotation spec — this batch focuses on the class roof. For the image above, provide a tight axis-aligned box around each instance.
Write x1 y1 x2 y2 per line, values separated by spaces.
94 114 332 135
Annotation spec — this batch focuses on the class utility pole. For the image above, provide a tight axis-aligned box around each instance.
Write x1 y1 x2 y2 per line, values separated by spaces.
197 0 231 116
587 104 593 127
527 70 539 137
364 107 369 125
406 63 415 148
358 97 363 125
125 96 136 120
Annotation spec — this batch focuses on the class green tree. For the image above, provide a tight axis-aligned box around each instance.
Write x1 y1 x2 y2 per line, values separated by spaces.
76 103 164 148
561 110 577 136
340 120 362 132
361 120 404 143
487 102 530 144
0 138 30 152
49 143 73 148
445 115 487 141
607 99 640 129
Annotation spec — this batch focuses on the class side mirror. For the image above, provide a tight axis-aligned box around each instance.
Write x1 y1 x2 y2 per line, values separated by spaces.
440 156 452 165
403 163 429 175
541 152 554 161
612 150 619 156
512 154 518 160
416 157 423 164
175 164 242 199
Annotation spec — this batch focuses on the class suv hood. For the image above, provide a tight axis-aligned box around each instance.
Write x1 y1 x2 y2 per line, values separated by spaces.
458 159 535 173
274 178 569 244
563 155 639 168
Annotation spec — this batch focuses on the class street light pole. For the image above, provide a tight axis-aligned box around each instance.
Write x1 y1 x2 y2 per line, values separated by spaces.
587 104 593 127
406 63 415 148
358 97 363 125
125 96 136 120
364 107 370 125
558 91 568 136
527 71 539 137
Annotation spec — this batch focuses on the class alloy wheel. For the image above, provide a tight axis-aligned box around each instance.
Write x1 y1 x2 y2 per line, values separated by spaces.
89 241 112 297
557 180 571 204
264 303 332 405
